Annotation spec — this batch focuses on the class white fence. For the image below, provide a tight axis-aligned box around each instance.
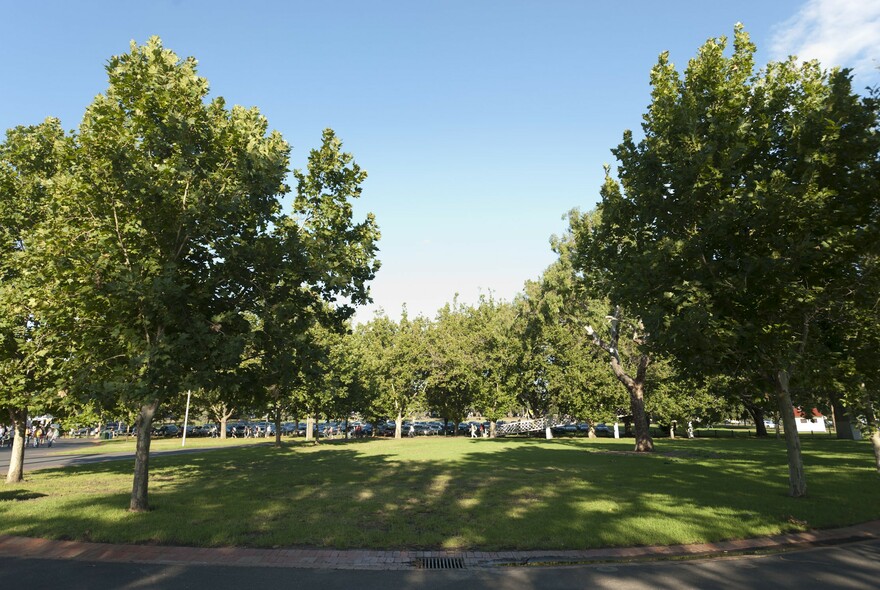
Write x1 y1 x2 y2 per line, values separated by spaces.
495 417 560 436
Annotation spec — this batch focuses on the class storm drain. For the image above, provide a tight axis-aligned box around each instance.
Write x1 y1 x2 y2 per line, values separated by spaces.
414 557 466 569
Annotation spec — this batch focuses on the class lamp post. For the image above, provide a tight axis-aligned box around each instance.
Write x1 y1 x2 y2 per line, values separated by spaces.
181 390 192 447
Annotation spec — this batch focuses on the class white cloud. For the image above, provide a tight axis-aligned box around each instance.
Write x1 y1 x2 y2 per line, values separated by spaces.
771 0 880 82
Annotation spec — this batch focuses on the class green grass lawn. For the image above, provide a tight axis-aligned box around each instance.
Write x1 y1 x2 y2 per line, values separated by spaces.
50 435 274 456
2 436 878 551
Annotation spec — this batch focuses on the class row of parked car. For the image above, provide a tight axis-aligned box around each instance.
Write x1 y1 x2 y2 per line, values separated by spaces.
81 418 618 440
152 422 279 438
550 422 614 436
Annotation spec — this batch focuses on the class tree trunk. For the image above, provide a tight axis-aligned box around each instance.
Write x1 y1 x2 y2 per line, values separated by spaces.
395 411 403 439
870 430 880 475
306 416 315 442
608 346 653 452
630 380 654 452
130 399 159 512
862 388 879 474
588 425 596 439
5 408 27 484
831 396 859 440
669 423 675 439
754 416 768 437
590 306 653 452
775 370 806 497
274 405 282 448
213 404 233 440
744 402 768 437
489 420 496 438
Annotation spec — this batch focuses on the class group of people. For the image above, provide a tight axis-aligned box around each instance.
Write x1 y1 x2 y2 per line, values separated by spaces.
470 423 489 438
0 423 60 448
229 425 272 438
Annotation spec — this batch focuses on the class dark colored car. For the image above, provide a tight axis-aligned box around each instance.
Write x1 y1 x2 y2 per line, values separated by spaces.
152 424 181 437
594 423 613 436
412 423 434 436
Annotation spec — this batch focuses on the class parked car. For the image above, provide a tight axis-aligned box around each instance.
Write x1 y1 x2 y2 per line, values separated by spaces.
412 423 435 436
551 423 578 435
594 423 613 437
152 424 180 438
183 424 210 437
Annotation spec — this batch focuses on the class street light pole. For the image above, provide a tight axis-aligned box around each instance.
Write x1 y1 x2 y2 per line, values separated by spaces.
181 389 192 447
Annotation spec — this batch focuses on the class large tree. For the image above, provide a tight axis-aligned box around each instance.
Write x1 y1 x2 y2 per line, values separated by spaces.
469 297 522 436
574 26 880 495
424 300 479 435
41 39 288 511
360 311 429 438
42 42 379 509
0 119 70 482
555 220 654 449
250 129 379 444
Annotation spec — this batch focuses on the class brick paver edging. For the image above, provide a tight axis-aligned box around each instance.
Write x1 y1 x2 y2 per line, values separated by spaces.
1 521 878 571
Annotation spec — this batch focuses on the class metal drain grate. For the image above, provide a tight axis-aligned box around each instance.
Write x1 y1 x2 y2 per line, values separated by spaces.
415 557 465 569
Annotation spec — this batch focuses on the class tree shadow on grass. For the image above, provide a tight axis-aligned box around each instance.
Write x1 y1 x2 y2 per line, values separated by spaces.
0 490 48 502
2 437 878 551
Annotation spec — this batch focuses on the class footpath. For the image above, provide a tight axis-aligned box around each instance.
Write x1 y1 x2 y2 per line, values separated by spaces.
1 520 878 571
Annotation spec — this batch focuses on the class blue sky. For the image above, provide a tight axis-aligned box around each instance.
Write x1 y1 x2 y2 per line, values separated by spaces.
2 0 878 321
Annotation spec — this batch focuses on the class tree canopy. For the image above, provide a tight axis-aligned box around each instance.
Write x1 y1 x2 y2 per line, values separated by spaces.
570 25 880 493
8 38 379 509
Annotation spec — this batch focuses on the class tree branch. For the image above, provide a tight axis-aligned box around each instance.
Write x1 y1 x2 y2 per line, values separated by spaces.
111 203 133 271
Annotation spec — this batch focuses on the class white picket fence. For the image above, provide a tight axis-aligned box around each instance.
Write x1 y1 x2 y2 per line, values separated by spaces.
495 417 560 436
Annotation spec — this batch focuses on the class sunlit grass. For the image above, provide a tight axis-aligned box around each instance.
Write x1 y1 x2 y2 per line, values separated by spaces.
3 436 878 550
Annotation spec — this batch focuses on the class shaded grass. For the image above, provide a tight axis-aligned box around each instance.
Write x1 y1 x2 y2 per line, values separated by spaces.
2 436 878 551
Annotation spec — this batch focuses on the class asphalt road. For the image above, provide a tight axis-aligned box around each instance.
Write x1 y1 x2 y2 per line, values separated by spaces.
0 437 231 474
2 539 879 590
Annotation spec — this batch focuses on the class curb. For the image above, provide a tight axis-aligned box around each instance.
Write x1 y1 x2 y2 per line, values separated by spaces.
1 520 878 571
